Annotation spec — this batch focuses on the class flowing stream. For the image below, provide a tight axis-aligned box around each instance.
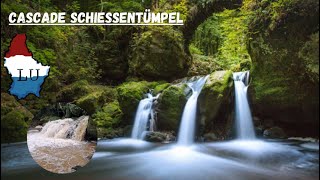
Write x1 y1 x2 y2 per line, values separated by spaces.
177 75 209 145
233 71 256 140
27 116 96 174
131 93 159 140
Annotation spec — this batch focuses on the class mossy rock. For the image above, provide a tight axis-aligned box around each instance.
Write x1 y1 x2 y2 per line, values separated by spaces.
198 71 234 138
76 86 117 115
1 93 34 143
97 127 124 139
116 81 158 125
56 80 91 102
247 0 319 134
92 101 123 128
156 85 187 131
129 26 191 81
153 83 170 95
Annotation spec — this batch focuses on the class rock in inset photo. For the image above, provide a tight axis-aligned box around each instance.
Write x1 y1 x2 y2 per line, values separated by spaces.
27 103 97 174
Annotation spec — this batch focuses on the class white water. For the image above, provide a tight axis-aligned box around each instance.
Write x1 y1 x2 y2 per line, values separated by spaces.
131 93 159 139
233 71 256 139
40 116 89 141
178 75 209 145
27 116 96 173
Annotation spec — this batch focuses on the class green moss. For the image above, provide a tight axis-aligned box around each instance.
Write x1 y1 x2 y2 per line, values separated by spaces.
198 71 234 137
129 26 190 81
117 81 158 124
157 85 187 131
205 70 233 98
76 86 116 114
92 101 123 128
153 83 170 94
1 93 33 143
245 0 319 130
56 80 91 102
1 111 29 143
97 127 124 139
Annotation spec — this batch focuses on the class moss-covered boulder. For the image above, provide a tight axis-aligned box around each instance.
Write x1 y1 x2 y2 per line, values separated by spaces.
76 86 117 115
129 26 191 81
153 83 170 95
92 101 123 128
198 71 234 139
116 81 158 125
247 0 319 136
156 85 187 132
56 80 91 102
1 93 34 143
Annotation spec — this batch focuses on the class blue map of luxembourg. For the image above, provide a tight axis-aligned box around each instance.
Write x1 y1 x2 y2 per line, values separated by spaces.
3 34 50 99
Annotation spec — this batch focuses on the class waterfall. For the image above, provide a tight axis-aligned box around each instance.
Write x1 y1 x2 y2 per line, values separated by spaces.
233 71 256 139
39 116 89 141
131 93 159 140
177 75 209 145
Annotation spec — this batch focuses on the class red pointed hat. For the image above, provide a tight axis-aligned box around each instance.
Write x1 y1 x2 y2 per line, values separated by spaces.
5 34 32 58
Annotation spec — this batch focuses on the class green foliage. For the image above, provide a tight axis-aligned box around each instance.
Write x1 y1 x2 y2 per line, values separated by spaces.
191 15 221 56
299 32 319 83
171 0 188 21
191 8 252 70
1 93 33 143
189 43 203 55
1 111 29 143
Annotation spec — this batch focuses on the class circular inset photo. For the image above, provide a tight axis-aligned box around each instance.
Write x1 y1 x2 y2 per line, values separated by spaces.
27 103 97 174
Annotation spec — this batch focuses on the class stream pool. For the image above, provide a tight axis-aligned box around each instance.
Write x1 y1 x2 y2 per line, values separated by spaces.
1 138 318 180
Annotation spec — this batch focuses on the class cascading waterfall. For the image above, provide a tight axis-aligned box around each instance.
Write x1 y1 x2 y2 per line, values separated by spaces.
40 116 89 141
177 75 209 145
131 93 159 140
233 71 256 139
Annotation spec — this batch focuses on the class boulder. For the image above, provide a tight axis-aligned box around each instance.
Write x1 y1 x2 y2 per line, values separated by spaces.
1 93 34 143
203 133 219 142
129 26 191 81
198 71 234 139
156 85 187 132
247 0 319 137
263 127 287 139
116 81 159 125
32 103 86 126
76 86 117 115
144 131 176 143
92 101 123 128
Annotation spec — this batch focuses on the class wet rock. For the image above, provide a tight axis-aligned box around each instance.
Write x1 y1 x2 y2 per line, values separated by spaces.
203 133 219 142
156 85 187 132
255 127 264 137
248 0 319 136
32 103 86 126
263 127 287 139
35 125 43 131
198 71 234 139
116 81 159 124
144 131 176 143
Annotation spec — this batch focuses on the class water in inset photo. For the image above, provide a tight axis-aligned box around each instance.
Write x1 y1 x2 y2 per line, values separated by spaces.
27 103 97 174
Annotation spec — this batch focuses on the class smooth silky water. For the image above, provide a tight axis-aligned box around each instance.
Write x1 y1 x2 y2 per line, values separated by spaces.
1 75 318 179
